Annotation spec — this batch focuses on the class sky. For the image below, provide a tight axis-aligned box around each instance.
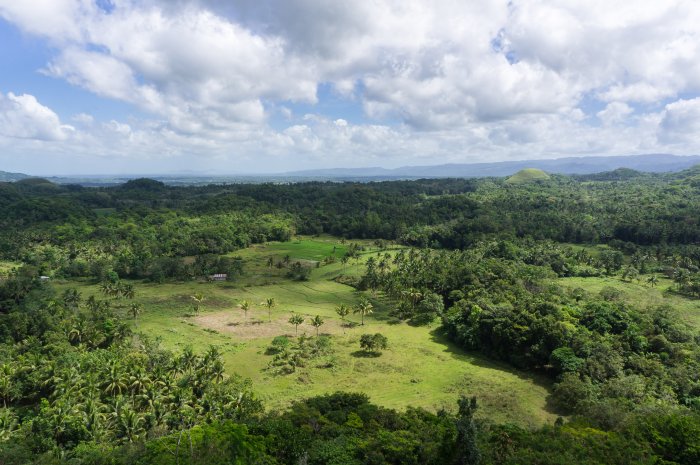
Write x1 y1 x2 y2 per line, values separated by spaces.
1 1 700 175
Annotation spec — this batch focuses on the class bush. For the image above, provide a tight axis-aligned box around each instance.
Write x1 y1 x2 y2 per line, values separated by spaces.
359 333 388 355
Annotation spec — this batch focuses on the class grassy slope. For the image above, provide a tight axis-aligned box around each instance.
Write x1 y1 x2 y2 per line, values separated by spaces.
558 275 700 329
505 168 551 184
53 237 558 427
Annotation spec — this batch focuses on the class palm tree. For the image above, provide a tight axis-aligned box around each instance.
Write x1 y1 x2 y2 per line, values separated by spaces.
407 288 422 311
240 300 251 320
354 298 374 326
68 319 86 345
129 303 142 323
0 364 15 408
129 369 151 395
673 268 691 290
191 292 206 316
118 407 145 443
99 281 113 297
647 274 659 287
62 288 82 310
121 283 136 300
310 315 324 336
288 313 304 336
103 363 127 396
335 304 350 332
264 297 276 323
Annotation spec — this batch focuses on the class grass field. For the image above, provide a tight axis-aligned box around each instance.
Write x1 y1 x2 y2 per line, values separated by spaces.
0 260 20 276
558 275 700 328
53 237 559 427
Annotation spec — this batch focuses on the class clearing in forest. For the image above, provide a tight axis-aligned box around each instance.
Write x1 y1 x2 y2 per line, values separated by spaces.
54 237 559 427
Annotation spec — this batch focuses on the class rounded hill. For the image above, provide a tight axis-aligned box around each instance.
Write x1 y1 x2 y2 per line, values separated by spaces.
505 168 551 184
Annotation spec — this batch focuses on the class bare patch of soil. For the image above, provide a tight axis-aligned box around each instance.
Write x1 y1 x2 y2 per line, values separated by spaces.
193 310 351 340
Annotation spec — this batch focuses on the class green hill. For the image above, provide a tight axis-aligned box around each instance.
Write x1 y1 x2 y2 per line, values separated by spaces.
505 168 551 184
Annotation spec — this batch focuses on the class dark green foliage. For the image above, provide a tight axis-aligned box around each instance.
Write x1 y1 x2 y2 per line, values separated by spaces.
359 333 388 354
3 171 700 463
363 239 700 420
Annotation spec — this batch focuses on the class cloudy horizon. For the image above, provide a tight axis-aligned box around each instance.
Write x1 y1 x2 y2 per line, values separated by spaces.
2 1 700 175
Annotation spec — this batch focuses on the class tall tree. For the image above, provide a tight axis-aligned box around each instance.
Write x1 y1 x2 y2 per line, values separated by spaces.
335 304 350 331
191 292 206 316
240 300 251 320
129 303 142 325
310 315 324 337
264 297 276 323
354 298 374 326
288 313 304 336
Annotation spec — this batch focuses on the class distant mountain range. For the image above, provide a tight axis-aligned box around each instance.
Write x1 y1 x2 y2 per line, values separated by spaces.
283 154 700 179
3 154 700 185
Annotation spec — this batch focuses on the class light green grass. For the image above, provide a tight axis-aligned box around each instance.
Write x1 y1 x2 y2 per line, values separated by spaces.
53 238 558 426
0 260 20 275
558 275 700 328
505 168 551 184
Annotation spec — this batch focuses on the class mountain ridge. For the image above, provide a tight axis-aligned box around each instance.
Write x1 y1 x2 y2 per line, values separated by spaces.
283 154 700 178
3 154 700 185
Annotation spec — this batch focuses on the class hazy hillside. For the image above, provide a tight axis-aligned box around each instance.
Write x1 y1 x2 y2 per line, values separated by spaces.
0 170 29 182
286 154 700 179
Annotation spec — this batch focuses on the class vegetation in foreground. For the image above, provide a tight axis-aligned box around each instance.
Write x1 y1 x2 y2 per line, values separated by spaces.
1 169 700 463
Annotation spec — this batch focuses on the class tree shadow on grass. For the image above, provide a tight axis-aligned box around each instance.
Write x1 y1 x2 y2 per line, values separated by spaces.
350 350 382 358
428 326 564 418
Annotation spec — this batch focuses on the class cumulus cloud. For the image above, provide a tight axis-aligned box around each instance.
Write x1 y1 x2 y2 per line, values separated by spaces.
2 0 700 170
0 92 74 140
657 98 700 146
597 102 634 126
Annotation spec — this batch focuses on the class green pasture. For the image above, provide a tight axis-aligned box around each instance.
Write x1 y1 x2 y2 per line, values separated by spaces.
558 275 700 328
53 237 559 427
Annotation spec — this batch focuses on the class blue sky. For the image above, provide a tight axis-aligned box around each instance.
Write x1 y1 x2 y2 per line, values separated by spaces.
1 1 700 175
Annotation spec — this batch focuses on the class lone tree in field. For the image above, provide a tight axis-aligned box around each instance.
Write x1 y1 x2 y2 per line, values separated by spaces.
335 304 350 327
359 333 388 355
191 292 206 316
354 298 374 325
310 315 324 336
129 303 142 326
647 274 659 287
240 300 251 320
264 297 276 323
288 313 304 335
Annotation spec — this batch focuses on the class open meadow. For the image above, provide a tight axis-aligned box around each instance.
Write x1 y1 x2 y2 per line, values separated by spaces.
54 237 559 427
558 275 700 329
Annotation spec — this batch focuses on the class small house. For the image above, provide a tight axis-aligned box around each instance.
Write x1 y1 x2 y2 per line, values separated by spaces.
209 273 228 281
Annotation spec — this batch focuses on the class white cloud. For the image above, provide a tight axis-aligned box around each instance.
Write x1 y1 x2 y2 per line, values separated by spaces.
597 102 633 126
657 98 700 146
2 0 700 171
0 92 74 141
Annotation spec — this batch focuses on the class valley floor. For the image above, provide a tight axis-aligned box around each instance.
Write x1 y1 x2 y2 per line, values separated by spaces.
54 236 559 427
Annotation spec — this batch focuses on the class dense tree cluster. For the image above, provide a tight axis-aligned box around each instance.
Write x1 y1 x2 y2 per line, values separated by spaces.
361 240 700 448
